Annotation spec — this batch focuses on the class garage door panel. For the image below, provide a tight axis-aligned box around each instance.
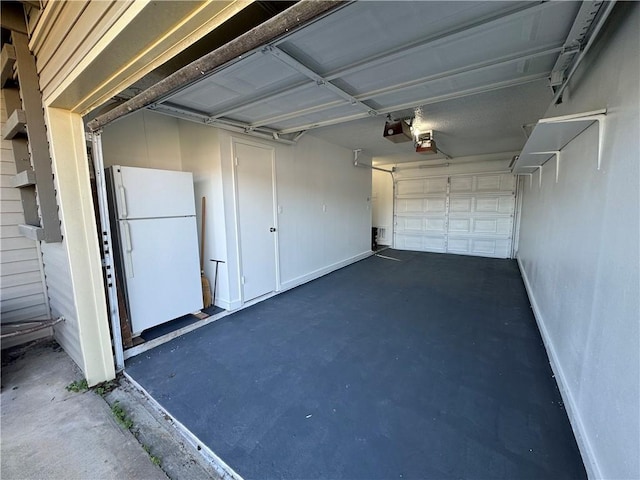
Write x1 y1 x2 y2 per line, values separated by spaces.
396 216 446 233
450 174 515 194
396 198 422 213
395 234 446 253
474 217 513 235
450 176 474 193
447 236 512 258
449 218 471 233
396 198 446 214
425 198 446 213
394 173 516 259
448 217 513 235
450 197 472 213
475 196 514 214
396 177 447 196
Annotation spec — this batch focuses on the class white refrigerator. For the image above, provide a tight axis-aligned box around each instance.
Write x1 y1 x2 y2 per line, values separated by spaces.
106 165 203 335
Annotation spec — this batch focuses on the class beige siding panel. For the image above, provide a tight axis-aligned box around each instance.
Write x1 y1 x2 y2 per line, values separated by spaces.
1 97 49 348
1 201 24 214
0 174 16 188
1 259 41 275
35 1 89 78
2 303 49 322
0 282 45 301
1 137 17 151
1 187 21 201
29 0 65 54
0 225 23 238
37 1 128 95
1 271 43 288
1 237 44 252
1 248 42 264
2 292 47 312
1 158 18 174
41 242 83 369
33 0 249 112
0 213 27 226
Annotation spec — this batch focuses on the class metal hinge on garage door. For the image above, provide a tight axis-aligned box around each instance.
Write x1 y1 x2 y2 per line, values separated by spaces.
1 12 62 243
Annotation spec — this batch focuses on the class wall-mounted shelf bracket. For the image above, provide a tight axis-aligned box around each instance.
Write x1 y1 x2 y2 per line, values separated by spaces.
514 109 606 175
537 165 542 188
517 171 536 188
528 151 561 183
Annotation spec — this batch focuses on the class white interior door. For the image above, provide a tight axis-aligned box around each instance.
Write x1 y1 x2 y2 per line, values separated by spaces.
234 141 277 302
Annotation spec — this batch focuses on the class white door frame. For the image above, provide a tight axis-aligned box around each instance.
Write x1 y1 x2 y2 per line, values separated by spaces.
231 137 280 305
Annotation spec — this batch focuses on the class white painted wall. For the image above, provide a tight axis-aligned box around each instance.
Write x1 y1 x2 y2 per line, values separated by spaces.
372 169 393 246
101 110 182 170
275 135 372 291
178 121 229 308
517 4 639 479
219 131 372 308
102 114 372 312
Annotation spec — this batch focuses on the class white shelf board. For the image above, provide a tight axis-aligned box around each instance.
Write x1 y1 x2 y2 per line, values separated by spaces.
514 109 606 173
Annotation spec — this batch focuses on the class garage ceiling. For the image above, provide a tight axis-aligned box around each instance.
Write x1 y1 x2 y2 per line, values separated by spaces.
148 1 593 163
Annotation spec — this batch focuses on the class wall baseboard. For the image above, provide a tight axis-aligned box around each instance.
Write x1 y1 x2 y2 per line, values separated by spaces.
279 250 373 292
516 256 601 479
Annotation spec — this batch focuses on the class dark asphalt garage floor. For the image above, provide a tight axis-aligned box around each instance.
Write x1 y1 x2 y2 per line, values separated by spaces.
126 250 585 479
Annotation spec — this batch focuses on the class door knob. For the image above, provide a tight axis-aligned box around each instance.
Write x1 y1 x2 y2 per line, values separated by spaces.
270 227 276 232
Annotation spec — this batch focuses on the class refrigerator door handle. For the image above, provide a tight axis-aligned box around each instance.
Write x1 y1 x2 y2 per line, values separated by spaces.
118 185 128 218
122 220 134 278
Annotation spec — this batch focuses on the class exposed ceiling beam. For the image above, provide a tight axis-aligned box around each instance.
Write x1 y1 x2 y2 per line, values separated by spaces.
178 2 560 125
204 78 311 119
249 44 562 128
356 44 562 102
264 45 377 115
276 73 550 134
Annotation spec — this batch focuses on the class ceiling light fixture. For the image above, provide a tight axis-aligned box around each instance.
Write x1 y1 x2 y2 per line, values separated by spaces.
415 130 437 155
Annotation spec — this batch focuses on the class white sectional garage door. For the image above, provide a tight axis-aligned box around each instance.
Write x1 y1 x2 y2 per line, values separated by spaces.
394 173 516 258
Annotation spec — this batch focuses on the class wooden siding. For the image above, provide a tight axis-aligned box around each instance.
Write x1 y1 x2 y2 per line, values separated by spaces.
28 0 250 112
40 241 83 372
30 0 134 104
0 92 50 348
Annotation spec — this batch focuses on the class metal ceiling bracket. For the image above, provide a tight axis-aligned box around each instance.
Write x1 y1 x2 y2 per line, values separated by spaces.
263 45 378 117
277 73 549 135
552 1 616 104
